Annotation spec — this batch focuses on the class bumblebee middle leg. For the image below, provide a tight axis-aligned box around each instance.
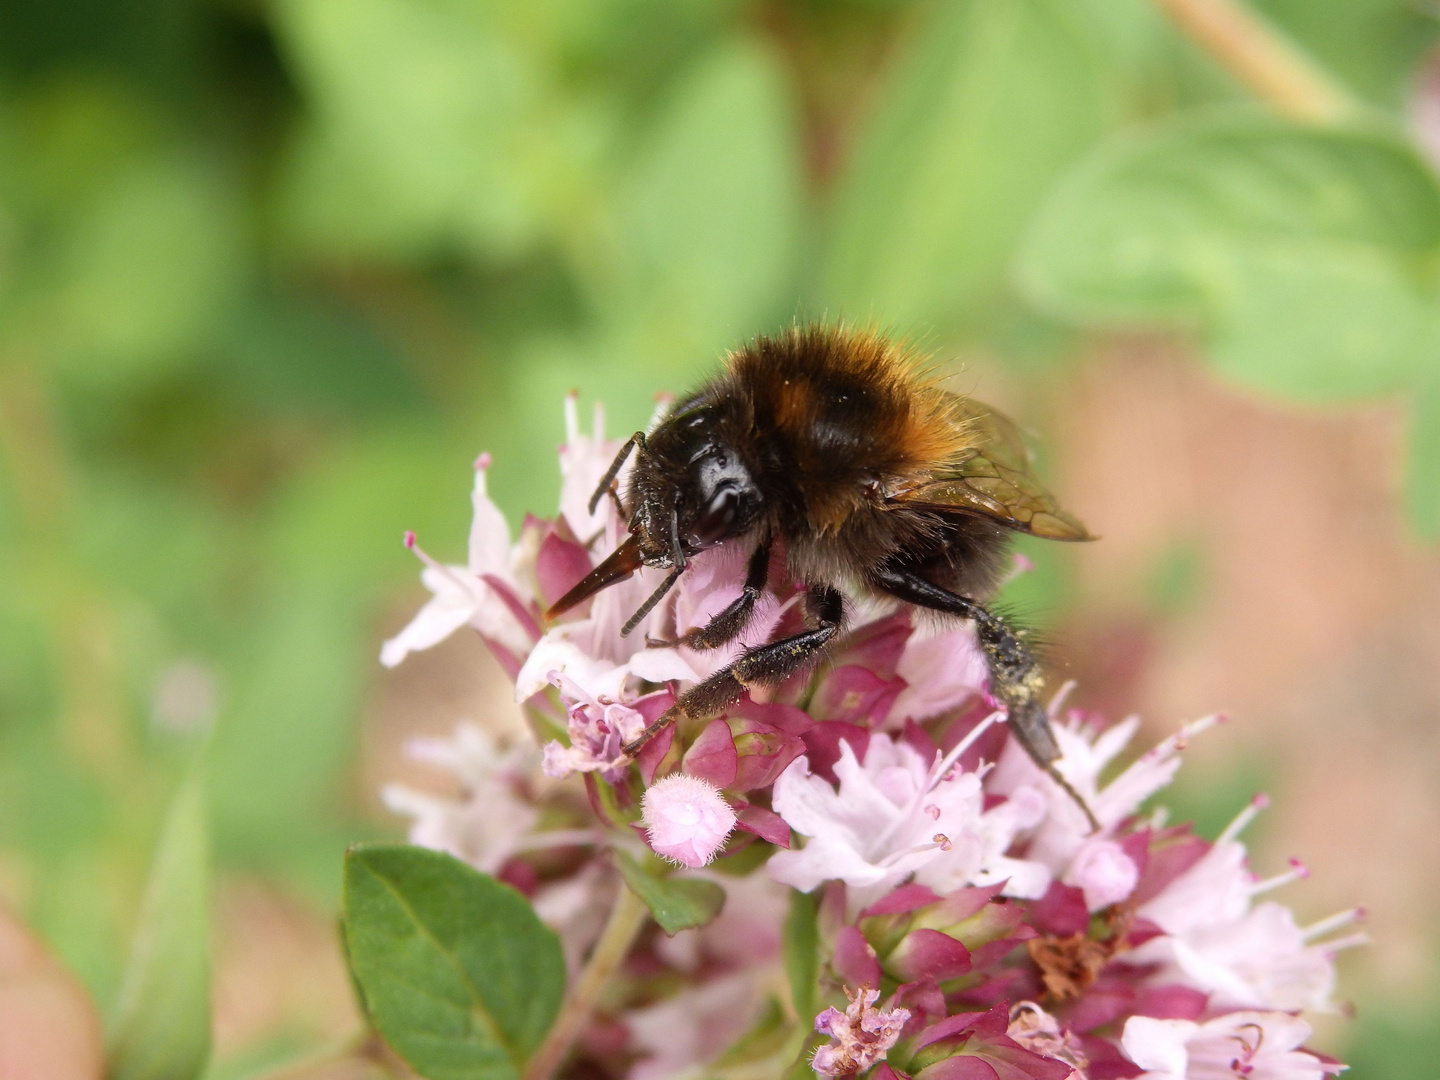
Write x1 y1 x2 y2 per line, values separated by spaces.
871 563 1099 831
646 542 771 651
622 583 842 756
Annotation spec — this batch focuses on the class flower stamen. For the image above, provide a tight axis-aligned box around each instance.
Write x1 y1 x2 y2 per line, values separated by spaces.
1302 907 1365 942
1216 792 1270 846
1248 858 1309 896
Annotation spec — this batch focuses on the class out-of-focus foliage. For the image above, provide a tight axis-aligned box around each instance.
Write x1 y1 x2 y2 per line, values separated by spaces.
0 0 1436 1074
1018 118 1440 400
107 759 211 1080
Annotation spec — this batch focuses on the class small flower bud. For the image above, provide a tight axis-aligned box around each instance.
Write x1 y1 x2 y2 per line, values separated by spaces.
641 774 737 868
1067 838 1140 911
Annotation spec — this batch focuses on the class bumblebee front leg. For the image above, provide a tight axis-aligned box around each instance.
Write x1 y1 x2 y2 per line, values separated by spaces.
647 542 770 651
871 563 1100 832
622 583 841 757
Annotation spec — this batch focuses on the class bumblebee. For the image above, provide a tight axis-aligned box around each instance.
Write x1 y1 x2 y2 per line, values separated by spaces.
548 325 1097 826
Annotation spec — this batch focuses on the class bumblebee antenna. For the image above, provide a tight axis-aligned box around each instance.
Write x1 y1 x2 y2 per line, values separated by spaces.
668 505 686 573
587 431 645 516
621 568 681 637
620 504 689 637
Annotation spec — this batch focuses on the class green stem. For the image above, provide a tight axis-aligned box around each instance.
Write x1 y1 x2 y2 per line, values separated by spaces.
522 882 650 1080
1149 0 1361 123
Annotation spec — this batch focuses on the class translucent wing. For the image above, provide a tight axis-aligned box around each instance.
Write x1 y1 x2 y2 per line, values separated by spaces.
892 396 1093 541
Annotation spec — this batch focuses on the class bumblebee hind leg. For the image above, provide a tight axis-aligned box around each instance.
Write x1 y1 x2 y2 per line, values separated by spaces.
871 562 1100 832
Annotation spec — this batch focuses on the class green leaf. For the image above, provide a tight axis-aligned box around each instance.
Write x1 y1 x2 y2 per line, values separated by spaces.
1406 377 1440 541
613 849 725 936
1018 115 1440 402
782 888 819 1022
602 36 803 368
107 761 212 1080
49 156 241 384
820 0 1107 335
274 0 586 261
341 844 564 1080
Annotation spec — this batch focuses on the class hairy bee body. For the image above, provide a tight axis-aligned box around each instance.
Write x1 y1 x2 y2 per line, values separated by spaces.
633 326 1008 600
552 324 1098 826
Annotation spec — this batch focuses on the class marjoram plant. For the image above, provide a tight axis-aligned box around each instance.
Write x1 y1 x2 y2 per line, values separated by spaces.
345 395 1364 1080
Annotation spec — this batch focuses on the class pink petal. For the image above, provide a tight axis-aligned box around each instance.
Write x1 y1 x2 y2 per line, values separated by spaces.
969 932 1036 969
811 665 904 724
535 531 595 610
1130 827 1209 906
915 1058 1000 1080
833 925 882 987
1064 979 1134 1034
888 928 972 983
733 803 791 847
1027 881 1089 937
480 574 542 641
1078 1033 1145 1079
637 724 676 786
682 719 738 789
730 718 807 791
892 977 946 1029
1133 984 1208 1021
726 696 815 735
915 1006 1008 1051
861 883 943 919
800 722 871 785
1120 828 1151 877
928 883 1007 927
831 610 913 678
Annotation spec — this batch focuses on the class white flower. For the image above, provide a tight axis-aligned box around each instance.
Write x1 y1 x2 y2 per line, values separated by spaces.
990 705 1221 895
383 723 594 873
641 774 737 868
1127 798 1365 1014
884 620 989 727
381 456 537 666
1121 1011 1343 1080
539 671 650 781
767 717 1050 913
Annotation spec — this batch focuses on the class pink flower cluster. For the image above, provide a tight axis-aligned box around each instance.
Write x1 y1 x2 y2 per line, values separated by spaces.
379 397 1359 1080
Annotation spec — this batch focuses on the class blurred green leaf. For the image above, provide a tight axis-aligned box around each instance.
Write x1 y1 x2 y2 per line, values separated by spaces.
342 843 564 1080
275 0 593 261
614 849 725 935
820 0 1107 335
602 36 802 367
1018 115 1440 401
107 759 211 1080
1406 377 1440 541
49 156 242 383
1253 0 1438 107
782 888 819 1022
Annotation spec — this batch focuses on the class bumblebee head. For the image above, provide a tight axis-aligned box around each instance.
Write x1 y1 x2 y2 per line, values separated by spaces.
545 401 763 628
628 403 763 565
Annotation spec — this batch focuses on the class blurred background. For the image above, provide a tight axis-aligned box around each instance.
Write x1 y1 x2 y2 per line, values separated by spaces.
0 0 1437 1075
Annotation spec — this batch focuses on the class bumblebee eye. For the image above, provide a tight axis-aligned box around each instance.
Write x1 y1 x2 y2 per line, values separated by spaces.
690 487 740 547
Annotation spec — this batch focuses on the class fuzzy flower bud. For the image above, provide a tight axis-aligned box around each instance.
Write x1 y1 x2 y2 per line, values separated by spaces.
1066 838 1140 911
641 774 737 868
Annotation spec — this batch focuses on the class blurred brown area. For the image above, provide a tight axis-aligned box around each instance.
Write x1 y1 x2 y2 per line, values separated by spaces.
1052 341 1439 1015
